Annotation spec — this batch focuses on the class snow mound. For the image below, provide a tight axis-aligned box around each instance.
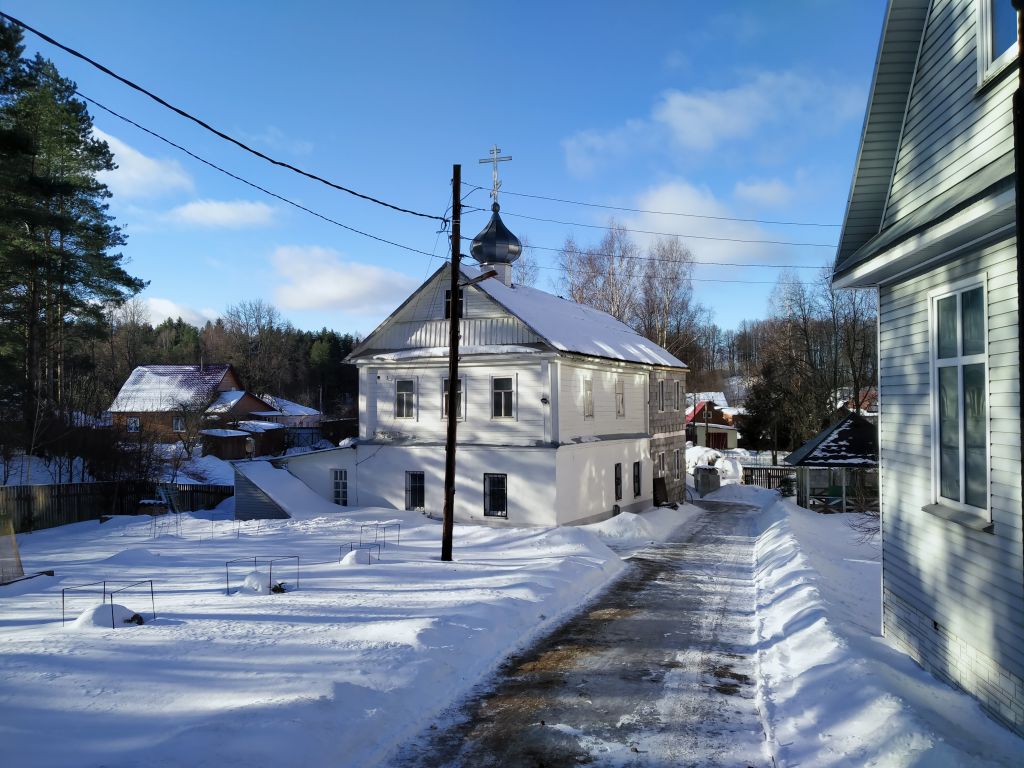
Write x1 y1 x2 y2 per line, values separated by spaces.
70 603 144 630
235 570 286 594
686 446 722 472
340 548 375 566
102 548 162 565
584 506 696 545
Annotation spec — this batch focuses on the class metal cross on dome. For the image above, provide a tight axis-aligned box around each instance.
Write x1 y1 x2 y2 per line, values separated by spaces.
479 144 511 204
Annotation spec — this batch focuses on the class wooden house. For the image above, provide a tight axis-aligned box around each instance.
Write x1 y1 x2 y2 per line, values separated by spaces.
685 400 738 450
833 0 1022 733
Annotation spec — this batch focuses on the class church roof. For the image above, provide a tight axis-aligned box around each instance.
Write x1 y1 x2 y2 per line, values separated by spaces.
470 203 522 265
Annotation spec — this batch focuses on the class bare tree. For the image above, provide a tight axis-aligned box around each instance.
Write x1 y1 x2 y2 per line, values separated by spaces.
559 222 642 324
512 236 540 287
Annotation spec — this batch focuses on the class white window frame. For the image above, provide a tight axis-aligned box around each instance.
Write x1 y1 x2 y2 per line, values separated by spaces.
172 415 185 433
673 449 681 481
977 0 1019 86
126 416 140 433
442 376 465 421
444 288 464 320
657 452 666 478
615 378 625 419
395 379 416 419
928 276 990 517
583 377 594 420
332 469 348 506
491 375 515 420
674 381 682 411
658 379 665 411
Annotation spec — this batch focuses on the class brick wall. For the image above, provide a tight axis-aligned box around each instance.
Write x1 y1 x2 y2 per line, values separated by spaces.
883 585 1024 736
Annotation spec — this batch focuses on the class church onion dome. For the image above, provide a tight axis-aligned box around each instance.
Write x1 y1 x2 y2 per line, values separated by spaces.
470 202 522 264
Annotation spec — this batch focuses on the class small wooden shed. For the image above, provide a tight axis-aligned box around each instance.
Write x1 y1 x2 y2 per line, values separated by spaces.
785 412 878 514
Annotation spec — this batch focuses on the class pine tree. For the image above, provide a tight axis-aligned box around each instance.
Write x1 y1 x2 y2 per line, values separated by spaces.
0 20 145 440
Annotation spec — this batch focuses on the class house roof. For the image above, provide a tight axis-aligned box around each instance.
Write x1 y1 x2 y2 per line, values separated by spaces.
254 395 321 417
352 263 686 368
785 413 879 467
110 364 234 413
690 391 729 409
834 0 931 275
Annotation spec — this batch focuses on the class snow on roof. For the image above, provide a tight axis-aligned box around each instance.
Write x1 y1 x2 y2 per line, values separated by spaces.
236 420 285 433
232 460 342 519
200 429 249 438
256 394 321 417
205 390 248 413
109 364 231 412
690 392 729 408
785 413 878 467
370 345 543 361
465 266 686 367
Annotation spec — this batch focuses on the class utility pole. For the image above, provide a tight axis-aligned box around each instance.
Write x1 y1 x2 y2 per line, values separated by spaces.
441 164 461 562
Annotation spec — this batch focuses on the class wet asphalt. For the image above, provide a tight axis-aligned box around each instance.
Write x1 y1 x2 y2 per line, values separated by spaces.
390 500 770 768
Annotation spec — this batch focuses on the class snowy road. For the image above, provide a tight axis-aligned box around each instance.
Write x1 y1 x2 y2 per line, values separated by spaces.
393 501 769 767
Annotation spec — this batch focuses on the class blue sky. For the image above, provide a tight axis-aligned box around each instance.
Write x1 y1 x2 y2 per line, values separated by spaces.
6 0 887 334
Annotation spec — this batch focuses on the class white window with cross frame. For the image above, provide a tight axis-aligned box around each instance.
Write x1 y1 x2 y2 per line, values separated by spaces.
930 278 989 516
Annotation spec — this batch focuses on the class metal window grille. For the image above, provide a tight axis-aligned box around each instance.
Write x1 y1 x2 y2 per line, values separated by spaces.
405 471 425 511
633 461 641 497
614 463 622 501
484 473 507 517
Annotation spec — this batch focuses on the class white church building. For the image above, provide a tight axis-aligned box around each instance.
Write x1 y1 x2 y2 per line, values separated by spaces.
236 197 688 527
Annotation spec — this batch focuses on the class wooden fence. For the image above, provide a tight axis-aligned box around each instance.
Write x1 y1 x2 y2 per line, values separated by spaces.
1 482 234 533
742 466 797 491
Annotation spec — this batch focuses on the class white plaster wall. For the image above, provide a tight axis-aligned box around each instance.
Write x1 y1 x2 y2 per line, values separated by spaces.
284 448 358 501
555 438 652 525
349 443 559 527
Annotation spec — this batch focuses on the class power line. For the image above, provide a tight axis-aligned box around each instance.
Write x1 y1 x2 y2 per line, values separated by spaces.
457 235 822 269
464 183 841 228
487 209 838 248
76 90 439 259
430 254 809 285
2 11 446 224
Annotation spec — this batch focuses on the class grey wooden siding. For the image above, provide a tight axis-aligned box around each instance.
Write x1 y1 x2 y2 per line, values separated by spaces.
878 236 1023 678
883 0 1016 228
370 273 541 351
234 473 289 520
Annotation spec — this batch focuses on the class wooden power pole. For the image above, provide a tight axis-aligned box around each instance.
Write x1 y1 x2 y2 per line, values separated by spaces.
441 164 461 562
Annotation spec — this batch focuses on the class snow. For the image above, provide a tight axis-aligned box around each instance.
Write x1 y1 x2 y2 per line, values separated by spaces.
463 265 687 368
2 484 1021 767
750 494 1023 767
205 389 249 413
199 428 248 437
370 345 542 361
236 420 285 433
253 394 321 417
109 364 231 412
689 391 729 408
2 503 629 768
1 454 93 485
686 445 722 472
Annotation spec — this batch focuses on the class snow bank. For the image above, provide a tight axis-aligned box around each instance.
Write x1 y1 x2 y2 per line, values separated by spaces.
583 505 699 550
685 445 722 472
754 499 1023 767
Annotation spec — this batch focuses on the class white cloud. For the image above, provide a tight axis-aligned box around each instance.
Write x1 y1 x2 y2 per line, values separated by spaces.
270 245 419 315
240 125 314 156
734 178 795 208
93 128 193 199
563 71 865 174
621 180 780 265
144 297 219 327
166 199 276 228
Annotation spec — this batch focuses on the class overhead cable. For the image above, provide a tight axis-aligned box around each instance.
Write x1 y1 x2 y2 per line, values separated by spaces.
1 11 446 224
464 184 841 228
77 90 437 258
